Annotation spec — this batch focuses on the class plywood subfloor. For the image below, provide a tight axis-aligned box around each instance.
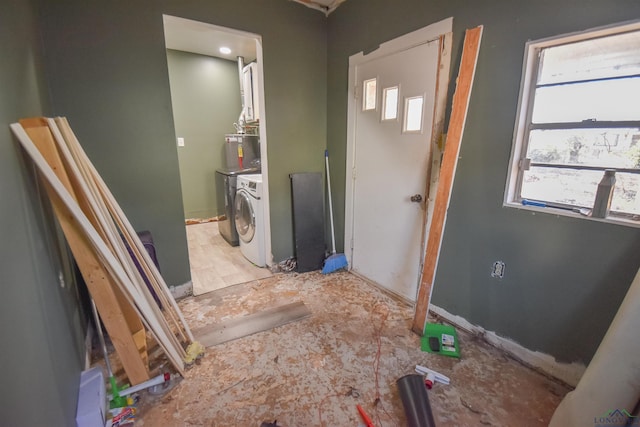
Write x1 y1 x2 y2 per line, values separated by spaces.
137 271 571 426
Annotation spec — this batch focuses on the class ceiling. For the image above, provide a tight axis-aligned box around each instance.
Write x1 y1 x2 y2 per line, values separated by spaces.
163 1 346 61
163 15 258 62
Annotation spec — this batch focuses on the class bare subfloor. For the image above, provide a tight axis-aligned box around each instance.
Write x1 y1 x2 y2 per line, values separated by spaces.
137 271 570 426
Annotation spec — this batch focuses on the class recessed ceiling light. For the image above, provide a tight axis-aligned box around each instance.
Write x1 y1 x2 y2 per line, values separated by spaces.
219 47 231 55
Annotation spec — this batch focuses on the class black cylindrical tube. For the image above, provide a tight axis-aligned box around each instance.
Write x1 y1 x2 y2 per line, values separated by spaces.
396 374 437 427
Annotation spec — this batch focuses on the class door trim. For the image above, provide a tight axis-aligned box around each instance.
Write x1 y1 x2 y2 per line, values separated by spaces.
344 18 453 269
163 16 273 267
412 27 483 334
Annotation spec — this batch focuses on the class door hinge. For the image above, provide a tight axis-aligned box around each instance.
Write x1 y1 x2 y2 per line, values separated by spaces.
353 85 359 100
352 166 356 180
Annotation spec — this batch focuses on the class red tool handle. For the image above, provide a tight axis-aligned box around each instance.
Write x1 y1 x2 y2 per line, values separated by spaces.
356 404 375 427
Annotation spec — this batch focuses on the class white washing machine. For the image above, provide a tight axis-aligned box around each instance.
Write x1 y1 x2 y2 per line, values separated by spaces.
234 174 266 267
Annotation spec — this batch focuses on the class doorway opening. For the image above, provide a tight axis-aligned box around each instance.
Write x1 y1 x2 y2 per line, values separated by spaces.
162 15 273 296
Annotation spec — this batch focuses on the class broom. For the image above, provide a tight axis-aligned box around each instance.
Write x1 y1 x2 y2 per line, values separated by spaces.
322 149 348 274
90 299 129 408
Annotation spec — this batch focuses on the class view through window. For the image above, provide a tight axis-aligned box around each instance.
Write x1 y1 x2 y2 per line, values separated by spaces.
507 24 640 222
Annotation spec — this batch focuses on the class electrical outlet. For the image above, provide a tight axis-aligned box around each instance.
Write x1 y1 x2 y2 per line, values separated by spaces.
177 137 185 147
491 261 505 279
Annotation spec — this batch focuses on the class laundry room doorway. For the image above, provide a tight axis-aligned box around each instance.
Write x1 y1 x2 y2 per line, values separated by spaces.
344 18 452 303
163 15 273 295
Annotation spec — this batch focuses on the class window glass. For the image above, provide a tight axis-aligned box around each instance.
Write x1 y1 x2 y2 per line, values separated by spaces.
363 78 377 111
506 23 640 223
538 31 640 85
531 78 640 123
382 86 399 120
527 128 640 169
521 166 601 208
612 172 640 215
521 167 640 215
404 96 424 132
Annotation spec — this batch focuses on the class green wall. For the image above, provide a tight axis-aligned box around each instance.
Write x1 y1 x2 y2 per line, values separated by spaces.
328 0 640 364
0 0 84 425
166 50 241 219
31 0 639 367
38 0 327 285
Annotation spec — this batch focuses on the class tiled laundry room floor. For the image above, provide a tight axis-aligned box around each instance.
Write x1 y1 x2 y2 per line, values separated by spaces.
185 221 272 295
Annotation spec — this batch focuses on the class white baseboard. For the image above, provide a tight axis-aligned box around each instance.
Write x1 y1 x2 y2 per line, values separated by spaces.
170 281 193 300
430 305 586 387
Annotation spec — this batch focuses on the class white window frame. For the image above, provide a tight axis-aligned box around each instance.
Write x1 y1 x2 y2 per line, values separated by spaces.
504 20 640 228
362 77 378 111
381 85 400 122
402 94 425 134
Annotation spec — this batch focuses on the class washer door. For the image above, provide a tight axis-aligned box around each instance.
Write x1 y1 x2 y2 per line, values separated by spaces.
234 191 255 243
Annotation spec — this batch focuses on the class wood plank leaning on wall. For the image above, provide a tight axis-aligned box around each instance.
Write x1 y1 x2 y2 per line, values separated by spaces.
48 118 189 366
53 117 194 345
14 119 151 384
11 118 195 383
412 26 484 335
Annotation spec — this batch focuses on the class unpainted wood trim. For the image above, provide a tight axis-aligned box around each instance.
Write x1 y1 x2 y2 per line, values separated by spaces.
47 119 184 360
46 119 148 337
45 119 188 369
412 26 484 335
55 117 195 343
16 120 151 384
418 32 453 295
13 120 186 378
51 118 189 351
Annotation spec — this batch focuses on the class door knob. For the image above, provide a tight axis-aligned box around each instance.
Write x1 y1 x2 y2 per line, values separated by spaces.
410 194 423 203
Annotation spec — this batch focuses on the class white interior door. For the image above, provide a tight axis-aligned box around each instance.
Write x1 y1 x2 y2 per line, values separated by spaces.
348 38 440 302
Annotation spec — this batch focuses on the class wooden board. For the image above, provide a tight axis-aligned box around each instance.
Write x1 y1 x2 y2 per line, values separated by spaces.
16 120 151 384
194 302 312 347
412 26 484 335
13 119 190 379
48 119 187 357
54 117 194 344
418 32 453 297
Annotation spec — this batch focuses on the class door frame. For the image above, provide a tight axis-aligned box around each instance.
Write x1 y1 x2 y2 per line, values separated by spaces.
162 16 273 268
254 38 273 266
344 18 453 296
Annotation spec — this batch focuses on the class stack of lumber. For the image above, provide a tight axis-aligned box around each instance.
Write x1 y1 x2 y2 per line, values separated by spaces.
11 117 195 385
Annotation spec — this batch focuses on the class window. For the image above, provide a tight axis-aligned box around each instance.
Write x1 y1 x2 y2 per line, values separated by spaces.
382 86 399 121
404 95 424 133
363 78 377 111
505 22 640 224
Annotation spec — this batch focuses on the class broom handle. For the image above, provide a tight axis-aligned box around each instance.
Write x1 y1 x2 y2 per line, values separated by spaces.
90 298 114 378
325 150 337 254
